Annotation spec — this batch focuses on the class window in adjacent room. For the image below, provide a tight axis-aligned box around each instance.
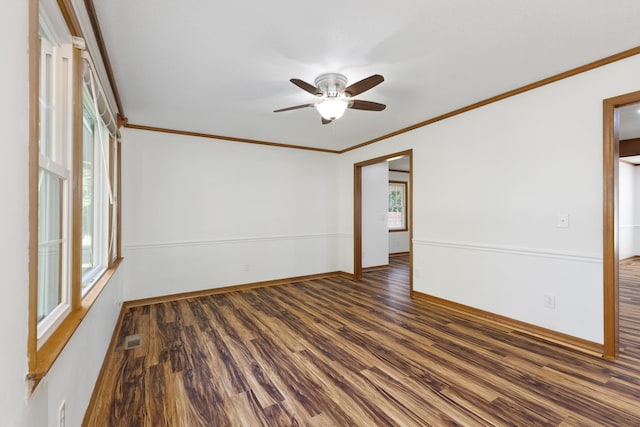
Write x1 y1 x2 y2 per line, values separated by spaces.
388 181 407 231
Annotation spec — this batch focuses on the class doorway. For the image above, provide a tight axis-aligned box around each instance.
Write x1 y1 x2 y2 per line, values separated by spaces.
603 90 640 358
354 149 413 293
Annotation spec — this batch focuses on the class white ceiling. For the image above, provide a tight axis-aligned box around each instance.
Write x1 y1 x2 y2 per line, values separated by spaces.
92 0 640 152
622 155 640 164
389 156 410 172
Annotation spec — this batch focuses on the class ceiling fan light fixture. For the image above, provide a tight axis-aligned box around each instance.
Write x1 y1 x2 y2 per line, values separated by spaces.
275 73 385 124
316 98 348 121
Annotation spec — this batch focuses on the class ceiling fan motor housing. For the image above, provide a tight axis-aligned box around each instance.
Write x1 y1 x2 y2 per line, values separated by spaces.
315 73 347 98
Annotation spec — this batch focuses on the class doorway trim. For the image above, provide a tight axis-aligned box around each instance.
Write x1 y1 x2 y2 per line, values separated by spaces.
354 149 413 292
603 90 640 358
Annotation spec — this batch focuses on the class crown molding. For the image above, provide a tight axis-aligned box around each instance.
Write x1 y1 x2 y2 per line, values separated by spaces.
124 123 341 154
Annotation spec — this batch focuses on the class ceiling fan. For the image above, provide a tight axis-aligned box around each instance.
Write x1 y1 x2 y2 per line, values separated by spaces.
274 73 386 124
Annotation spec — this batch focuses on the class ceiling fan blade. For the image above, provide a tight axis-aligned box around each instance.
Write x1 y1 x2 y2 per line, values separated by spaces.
344 74 384 97
290 78 323 96
348 100 386 111
273 103 315 113
321 117 333 125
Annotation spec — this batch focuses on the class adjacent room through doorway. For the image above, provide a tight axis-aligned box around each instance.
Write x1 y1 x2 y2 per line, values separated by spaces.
354 150 412 293
617 101 640 357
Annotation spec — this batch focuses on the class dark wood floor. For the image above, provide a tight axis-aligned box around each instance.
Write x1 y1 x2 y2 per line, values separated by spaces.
620 257 640 359
84 256 640 426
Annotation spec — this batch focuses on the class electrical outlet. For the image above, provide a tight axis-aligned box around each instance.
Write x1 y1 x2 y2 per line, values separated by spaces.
557 213 570 228
59 401 66 427
243 264 250 272
544 295 556 309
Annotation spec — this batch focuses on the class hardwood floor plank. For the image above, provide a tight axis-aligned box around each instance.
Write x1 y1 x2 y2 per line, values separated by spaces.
165 321 188 373
145 363 177 427
300 350 405 426
488 396 560 427
226 341 284 406
180 325 232 426
201 323 250 396
362 366 495 426
228 390 271 427
260 402 302 427
85 256 640 426
111 355 148 427
292 349 377 426
250 336 324 419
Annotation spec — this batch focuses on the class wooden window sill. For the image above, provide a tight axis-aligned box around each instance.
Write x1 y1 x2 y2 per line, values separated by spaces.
28 257 123 391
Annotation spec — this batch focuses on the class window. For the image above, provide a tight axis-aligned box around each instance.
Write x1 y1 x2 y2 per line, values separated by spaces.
388 181 407 231
81 95 110 293
36 32 73 344
29 0 123 385
79 60 120 296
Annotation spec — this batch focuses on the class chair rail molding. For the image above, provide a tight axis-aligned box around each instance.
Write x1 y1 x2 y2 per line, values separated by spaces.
124 233 341 250
413 238 601 264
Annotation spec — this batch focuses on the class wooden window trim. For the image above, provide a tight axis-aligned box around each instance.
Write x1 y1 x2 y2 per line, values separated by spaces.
107 135 114 266
27 0 39 377
116 139 122 259
388 180 408 232
70 45 83 311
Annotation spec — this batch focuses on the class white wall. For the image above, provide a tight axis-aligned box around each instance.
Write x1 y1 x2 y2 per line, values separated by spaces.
29 270 123 427
0 1 31 423
1 3 124 425
619 160 640 259
389 170 410 254
362 162 389 267
338 54 640 344
122 128 339 301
